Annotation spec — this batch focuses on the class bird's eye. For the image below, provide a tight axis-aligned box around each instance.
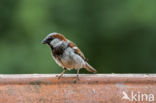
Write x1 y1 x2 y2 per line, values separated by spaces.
47 37 53 41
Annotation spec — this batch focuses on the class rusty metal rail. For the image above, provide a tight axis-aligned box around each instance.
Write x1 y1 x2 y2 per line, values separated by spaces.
0 74 156 103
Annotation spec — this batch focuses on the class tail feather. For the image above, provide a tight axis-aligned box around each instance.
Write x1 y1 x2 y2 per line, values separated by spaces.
84 63 97 73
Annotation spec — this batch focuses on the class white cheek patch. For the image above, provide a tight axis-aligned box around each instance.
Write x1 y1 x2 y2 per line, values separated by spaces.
50 39 63 47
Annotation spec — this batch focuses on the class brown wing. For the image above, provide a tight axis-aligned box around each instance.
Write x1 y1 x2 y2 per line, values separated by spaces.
68 41 87 61
74 47 87 61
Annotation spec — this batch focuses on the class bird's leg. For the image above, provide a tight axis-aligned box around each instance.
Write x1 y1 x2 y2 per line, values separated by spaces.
57 68 67 79
76 69 80 80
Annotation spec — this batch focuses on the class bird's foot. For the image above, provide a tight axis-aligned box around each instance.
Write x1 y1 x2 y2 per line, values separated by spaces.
76 75 80 81
56 74 63 80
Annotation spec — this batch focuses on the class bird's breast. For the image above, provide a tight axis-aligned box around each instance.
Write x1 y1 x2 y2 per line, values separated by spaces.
52 45 65 57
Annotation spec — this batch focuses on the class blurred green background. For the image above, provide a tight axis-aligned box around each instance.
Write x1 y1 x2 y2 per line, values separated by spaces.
0 0 156 74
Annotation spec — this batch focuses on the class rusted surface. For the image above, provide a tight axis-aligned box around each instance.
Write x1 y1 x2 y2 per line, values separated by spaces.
0 74 156 103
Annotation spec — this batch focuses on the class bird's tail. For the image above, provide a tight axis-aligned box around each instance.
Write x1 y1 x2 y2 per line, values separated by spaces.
84 63 97 73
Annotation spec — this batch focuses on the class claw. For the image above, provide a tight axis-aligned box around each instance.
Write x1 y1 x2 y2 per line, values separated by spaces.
56 75 62 79
76 75 80 81
56 69 66 80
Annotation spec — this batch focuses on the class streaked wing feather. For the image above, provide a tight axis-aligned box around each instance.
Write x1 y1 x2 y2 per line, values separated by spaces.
74 47 87 61
68 41 87 61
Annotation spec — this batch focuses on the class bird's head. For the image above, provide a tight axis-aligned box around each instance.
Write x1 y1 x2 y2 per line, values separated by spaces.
42 32 67 47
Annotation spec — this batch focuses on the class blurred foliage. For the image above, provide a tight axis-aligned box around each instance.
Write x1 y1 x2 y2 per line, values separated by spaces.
0 0 156 74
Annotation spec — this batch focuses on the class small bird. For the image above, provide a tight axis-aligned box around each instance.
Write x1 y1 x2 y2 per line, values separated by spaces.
42 32 96 80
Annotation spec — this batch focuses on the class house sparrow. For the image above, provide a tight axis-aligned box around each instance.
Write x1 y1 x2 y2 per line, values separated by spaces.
42 32 96 80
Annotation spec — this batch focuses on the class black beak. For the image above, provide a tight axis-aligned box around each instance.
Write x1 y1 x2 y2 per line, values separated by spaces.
42 39 47 44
